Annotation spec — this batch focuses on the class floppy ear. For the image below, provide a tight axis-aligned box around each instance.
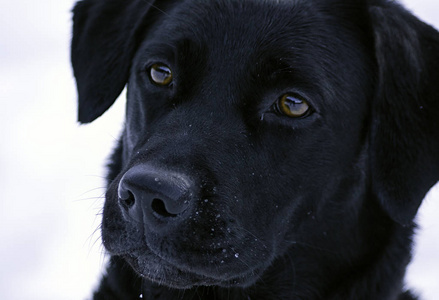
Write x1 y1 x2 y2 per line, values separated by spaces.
370 2 439 225
71 0 157 123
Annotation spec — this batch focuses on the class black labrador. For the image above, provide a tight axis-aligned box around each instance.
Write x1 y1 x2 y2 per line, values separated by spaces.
71 0 439 299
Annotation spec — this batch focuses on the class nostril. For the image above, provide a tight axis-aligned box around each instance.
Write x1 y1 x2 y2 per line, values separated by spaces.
151 198 178 218
120 190 136 209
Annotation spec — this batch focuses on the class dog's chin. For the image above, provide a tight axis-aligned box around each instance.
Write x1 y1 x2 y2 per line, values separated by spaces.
122 249 264 289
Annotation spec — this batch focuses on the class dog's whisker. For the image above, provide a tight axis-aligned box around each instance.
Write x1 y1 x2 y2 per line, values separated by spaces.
140 0 170 17
73 187 107 203
238 226 269 250
85 223 103 251
83 174 108 179
285 240 336 254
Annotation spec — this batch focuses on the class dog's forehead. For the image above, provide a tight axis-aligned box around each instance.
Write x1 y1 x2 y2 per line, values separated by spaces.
143 0 370 72
154 0 319 52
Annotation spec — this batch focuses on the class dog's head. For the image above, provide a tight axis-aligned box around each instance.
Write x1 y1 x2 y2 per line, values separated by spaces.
72 0 439 289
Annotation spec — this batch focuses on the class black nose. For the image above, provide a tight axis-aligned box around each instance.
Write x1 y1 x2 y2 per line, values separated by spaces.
118 165 192 229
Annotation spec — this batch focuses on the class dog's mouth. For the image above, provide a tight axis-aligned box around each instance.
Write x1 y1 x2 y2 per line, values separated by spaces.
103 210 274 289
122 246 266 289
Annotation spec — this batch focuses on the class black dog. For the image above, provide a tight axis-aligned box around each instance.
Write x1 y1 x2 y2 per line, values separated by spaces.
71 0 439 299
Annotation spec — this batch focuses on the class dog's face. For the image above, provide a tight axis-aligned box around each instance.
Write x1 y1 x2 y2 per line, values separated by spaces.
72 0 439 291
104 1 374 288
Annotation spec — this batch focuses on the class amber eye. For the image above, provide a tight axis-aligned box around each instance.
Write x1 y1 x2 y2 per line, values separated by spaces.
276 93 311 118
149 63 173 86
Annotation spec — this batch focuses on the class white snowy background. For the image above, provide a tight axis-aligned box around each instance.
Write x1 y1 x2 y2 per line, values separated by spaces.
0 1 438 299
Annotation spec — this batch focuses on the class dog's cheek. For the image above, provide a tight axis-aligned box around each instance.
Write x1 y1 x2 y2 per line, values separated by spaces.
231 132 339 250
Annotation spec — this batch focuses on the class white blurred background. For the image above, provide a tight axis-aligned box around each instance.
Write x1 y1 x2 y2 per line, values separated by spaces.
0 1 438 299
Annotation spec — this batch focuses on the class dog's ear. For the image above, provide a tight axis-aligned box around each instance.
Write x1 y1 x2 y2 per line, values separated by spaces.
71 0 157 123
370 2 439 225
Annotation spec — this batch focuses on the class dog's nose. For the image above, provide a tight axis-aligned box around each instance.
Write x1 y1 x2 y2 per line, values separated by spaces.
118 165 192 228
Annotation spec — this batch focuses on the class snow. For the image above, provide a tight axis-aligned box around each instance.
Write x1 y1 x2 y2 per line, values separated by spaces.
0 0 437 299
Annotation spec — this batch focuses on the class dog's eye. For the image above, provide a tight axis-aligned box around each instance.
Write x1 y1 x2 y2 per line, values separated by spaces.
149 63 173 86
274 93 311 118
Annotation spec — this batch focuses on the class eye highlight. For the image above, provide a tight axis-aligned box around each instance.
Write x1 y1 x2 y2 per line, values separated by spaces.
274 93 311 118
149 63 173 86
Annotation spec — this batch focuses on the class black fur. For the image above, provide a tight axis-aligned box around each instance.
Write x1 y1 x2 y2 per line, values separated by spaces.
71 0 439 299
